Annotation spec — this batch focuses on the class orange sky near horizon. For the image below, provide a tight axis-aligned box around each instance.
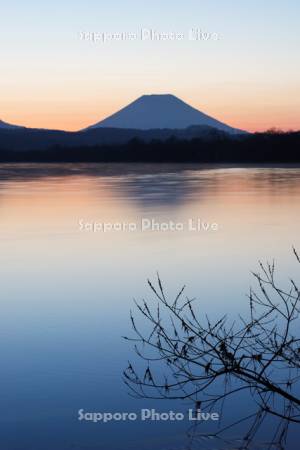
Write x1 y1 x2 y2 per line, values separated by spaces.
1 1 300 133
2 86 300 133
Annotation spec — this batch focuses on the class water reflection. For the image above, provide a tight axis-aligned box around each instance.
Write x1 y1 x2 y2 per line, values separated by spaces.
0 163 300 450
0 164 300 211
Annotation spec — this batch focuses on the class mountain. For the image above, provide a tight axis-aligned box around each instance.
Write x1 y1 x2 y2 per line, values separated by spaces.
0 119 25 130
0 95 247 152
85 94 245 134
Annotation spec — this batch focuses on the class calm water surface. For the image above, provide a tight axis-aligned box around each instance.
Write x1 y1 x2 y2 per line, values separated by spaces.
0 163 300 449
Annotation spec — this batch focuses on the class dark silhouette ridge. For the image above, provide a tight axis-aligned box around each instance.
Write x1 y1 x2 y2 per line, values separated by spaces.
0 125 234 152
0 119 25 130
0 130 299 163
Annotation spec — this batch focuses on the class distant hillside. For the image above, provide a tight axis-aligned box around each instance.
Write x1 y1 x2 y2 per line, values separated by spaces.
0 119 25 130
0 125 236 152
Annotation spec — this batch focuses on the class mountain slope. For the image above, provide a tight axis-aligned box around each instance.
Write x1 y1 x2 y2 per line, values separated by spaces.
85 94 245 134
0 125 233 151
0 119 25 130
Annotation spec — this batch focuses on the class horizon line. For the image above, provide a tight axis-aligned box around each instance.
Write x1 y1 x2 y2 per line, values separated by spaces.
1 93 298 133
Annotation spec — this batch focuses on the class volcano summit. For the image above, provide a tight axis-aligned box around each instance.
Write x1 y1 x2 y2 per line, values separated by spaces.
85 94 244 134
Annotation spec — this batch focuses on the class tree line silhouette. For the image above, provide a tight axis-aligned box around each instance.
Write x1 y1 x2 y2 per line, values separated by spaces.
0 130 299 163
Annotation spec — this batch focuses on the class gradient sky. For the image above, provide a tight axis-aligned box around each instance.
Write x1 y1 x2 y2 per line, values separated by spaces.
0 0 299 132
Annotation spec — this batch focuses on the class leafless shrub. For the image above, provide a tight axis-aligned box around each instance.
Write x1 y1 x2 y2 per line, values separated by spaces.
124 249 300 448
